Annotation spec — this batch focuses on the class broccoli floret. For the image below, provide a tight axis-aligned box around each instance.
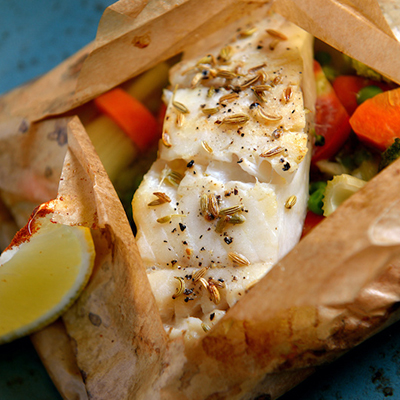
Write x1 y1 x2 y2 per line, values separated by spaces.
379 138 400 171
343 54 383 81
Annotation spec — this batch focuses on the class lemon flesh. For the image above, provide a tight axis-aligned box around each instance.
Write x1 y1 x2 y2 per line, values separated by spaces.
0 213 95 344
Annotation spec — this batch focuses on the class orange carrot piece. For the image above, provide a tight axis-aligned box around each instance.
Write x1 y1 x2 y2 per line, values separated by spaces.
350 88 400 151
94 88 159 152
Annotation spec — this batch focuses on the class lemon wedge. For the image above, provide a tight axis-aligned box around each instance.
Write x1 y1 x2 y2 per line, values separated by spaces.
0 202 95 344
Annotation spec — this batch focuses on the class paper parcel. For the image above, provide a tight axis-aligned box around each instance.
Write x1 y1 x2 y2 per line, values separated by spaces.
1 0 400 399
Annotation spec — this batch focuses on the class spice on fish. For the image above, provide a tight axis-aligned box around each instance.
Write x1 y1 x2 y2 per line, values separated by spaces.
208 282 221 304
283 86 292 103
172 277 185 299
260 146 285 158
147 192 171 206
162 131 172 147
266 29 288 41
219 205 244 215
166 171 184 187
219 45 233 63
285 195 297 209
219 92 240 104
208 194 219 218
220 114 250 125
239 27 257 38
228 251 251 266
228 214 246 225
192 267 208 282
201 140 213 153
215 216 229 233
201 107 219 115
216 69 237 80
256 107 282 122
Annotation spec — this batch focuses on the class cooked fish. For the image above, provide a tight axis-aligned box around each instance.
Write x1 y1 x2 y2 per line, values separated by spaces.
132 12 315 345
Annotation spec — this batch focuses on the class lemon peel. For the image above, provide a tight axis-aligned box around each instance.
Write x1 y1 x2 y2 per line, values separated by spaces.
0 202 95 344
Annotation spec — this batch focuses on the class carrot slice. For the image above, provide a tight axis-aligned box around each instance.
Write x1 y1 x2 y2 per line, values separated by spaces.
312 61 352 163
349 88 400 151
94 88 159 152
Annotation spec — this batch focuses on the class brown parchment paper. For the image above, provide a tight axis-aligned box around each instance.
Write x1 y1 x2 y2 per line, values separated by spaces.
2 0 400 399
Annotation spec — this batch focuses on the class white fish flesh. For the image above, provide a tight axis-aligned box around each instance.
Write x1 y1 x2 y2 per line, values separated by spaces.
132 12 315 345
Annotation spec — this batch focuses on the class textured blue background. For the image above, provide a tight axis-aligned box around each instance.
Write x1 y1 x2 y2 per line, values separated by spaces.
0 0 113 95
1 1 400 399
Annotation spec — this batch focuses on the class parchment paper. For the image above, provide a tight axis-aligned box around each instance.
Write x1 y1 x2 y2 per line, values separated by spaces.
2 0 400 399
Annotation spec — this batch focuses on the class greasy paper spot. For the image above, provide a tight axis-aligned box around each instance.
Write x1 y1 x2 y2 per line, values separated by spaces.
369 200 400 245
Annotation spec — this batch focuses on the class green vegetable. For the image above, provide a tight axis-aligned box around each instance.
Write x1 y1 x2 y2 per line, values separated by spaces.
356 85 383 105
308 181 327 215
335 139 379 180
314 134 325 147
322 174 366 216
379 138 400 171
343 55 383 81
315 51 332 66
322 65 338 82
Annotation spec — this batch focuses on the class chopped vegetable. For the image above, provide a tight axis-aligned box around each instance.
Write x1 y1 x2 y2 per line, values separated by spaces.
322 174 366 217
94 88 159 152
332 75 368 115
308 181 327 215
315 51 331 66
314 159 349 177
321 66 338 83
332 75 390 116
335 142 379 181
351 158 379 181
312 61 352 163
343 55 383 81
356 85 383 105
301 211 325 238
85 115 137 183
379 138 400 171
350 88 400 151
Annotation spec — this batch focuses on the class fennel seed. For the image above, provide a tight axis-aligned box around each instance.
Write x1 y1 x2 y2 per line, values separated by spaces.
248 63 267 74
219 92 240 104
147 192 171 207
201 140 213 153
266 29 288 40
285 195 297 209
208 194 219 218
221 114 250 125
239 27 257 38
208 282 221 304
256 108 282 122
201 107 220 115
219 205 244 215
162 131 172 148
192 267 208 282
260 146 285 158
216 70 237 80
172 277 185 299
228 251 251 266
166 171 184 187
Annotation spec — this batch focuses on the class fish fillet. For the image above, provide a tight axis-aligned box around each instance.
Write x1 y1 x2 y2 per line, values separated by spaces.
132 12 315 345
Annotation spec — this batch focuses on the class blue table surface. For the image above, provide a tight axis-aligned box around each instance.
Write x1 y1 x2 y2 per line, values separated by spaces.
1 1 400 399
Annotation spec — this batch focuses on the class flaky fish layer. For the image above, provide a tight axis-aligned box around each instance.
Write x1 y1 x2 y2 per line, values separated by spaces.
132 13 314 344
